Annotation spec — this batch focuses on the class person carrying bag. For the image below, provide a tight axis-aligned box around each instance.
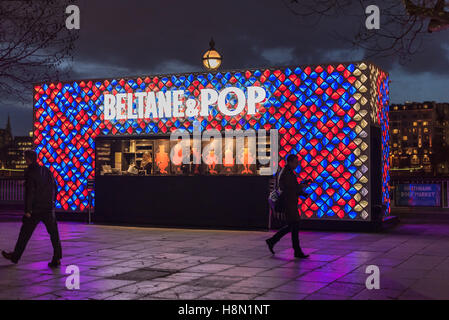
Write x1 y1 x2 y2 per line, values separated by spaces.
266 154 312 258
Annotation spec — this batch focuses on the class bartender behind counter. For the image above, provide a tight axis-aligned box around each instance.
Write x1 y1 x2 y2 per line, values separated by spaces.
141 151 153 175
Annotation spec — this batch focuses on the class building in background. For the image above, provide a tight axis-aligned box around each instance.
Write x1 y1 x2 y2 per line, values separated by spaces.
0 114 33 171
0 115 13 148
6 133 33 169
0 115 13 169
390 101 449 176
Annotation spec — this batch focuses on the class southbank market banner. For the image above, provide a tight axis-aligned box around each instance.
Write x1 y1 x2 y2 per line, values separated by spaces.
396 184 441 207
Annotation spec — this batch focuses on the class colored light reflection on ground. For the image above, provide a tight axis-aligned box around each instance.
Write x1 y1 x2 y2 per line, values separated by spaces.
0 221 448 300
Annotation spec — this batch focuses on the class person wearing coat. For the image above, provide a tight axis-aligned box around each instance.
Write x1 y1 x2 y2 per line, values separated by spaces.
266 154 312 258
2 150 62 268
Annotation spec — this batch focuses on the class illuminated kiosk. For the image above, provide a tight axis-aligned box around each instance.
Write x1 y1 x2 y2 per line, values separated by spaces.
33 62 390 230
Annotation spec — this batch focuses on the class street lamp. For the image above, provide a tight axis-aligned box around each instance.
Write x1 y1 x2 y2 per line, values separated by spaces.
202 38 222 71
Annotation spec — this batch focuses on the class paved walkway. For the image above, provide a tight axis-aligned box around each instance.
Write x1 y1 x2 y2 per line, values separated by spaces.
0 221 448 300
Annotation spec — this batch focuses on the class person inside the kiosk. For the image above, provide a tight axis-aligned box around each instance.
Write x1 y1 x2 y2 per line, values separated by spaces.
141 151 153 175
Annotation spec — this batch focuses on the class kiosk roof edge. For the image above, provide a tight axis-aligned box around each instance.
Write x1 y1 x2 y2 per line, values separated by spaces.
32 60 387 88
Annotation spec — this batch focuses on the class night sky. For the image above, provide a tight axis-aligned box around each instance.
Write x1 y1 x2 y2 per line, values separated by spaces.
1 0 449 136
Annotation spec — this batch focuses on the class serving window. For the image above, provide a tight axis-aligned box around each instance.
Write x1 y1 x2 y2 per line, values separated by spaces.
95 134 273 176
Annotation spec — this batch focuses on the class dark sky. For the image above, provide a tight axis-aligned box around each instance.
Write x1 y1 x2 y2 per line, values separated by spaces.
2 0 449 136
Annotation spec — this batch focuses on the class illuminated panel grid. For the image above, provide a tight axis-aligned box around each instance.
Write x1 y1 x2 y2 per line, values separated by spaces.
369 65 390 217
33 62 388 221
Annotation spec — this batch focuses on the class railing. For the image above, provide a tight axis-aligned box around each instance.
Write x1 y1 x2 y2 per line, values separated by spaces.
0 178 25 202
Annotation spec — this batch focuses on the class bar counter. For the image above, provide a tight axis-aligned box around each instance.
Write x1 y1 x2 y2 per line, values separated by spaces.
94 175 271 230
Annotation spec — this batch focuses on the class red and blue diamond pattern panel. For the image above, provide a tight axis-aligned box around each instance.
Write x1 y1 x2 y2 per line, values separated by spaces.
33 62 389 220
369 65 390 217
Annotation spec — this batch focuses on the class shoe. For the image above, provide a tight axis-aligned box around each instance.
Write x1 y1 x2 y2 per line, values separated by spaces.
48 259 61 268
294 252 309 259
265 239 275 254
1 251 18 264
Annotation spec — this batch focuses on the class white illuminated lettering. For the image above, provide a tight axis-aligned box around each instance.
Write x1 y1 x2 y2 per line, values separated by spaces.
135 92 146 119
145 92 158 119
127 93 138 120
247 86 266 115
172 90 184 117
115 93 127 120
157 91 172 118
200 89 218 117
218 87 246 116
102 86 267 121
103 94 116 120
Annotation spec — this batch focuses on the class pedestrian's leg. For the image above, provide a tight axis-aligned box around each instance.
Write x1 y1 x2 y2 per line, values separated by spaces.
12 216 39 262
290 222 301 253
42 215 62 261
291 222 308 257
269 223 291 245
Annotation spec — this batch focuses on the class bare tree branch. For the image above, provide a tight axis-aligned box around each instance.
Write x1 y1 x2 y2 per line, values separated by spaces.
282 0 449 60
0 0 78 103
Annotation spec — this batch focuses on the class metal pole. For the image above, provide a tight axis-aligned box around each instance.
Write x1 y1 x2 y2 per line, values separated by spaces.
442 181 444 208
88 191 91 224
441 180 449 208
